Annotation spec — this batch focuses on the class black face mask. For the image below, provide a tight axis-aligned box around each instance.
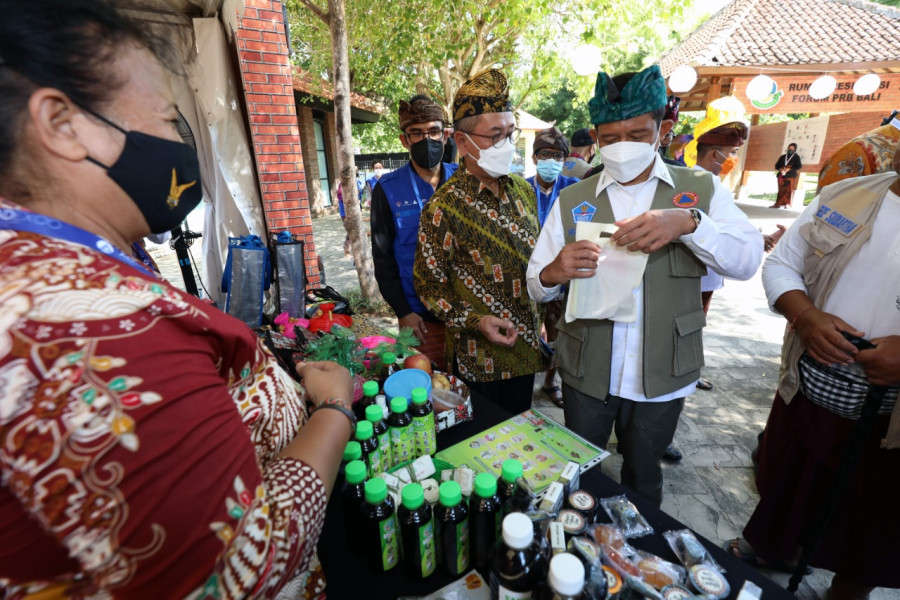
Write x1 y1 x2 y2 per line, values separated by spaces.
84 110 203 234
410 138 445 169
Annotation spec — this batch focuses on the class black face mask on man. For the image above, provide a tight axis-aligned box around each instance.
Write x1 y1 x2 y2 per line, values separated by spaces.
83 109 203 234
409 138 445 169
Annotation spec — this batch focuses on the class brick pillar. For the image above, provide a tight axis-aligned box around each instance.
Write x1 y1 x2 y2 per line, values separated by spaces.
235 0 322 286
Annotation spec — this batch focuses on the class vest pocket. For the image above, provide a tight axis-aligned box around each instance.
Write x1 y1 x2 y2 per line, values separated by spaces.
556 322 587 378
668 245 708 277
672 309 706 376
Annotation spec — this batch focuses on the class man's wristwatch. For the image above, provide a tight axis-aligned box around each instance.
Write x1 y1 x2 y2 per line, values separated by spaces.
688 208 702 231
313 398 357 439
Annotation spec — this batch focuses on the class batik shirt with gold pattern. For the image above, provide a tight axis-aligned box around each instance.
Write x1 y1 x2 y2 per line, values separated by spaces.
414 161 542 382
0 199 327 599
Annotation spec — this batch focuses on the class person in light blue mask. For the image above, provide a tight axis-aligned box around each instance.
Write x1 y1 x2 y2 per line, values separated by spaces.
526 127 579 408
526 127 580 228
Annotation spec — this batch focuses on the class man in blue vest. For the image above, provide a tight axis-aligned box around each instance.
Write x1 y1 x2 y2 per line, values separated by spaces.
526 65 762 505
526 127 579 408
371 95 458 359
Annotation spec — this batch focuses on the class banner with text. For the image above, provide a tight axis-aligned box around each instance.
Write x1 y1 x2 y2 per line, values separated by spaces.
733 73 900 114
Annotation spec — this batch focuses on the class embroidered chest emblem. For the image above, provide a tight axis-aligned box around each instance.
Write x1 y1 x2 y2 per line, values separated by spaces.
572 202 596 222
672 192 699 208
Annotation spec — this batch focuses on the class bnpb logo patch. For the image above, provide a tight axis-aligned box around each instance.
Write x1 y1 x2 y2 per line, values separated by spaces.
672 192 699 208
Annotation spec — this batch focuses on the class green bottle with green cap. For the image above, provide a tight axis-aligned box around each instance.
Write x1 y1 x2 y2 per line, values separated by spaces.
434 480 470 576
356 380 380 421
340 440 362 480
398 482 437 579
365 404 392 470
341 460 367 554
470 472 502 570
361 478 400 573
498 459 523 516
355 420 383 477
378 351 399 388
388 396 415 465
410 386 436 457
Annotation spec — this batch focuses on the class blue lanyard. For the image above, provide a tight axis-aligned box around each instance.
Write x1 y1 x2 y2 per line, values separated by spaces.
0 207 156 278
407 166 424 210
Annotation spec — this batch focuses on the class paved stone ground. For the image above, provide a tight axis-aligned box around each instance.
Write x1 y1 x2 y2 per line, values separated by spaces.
152 202 897 600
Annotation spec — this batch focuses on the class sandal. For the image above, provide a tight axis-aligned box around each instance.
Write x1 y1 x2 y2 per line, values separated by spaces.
541 385 564 408
722 538 812 575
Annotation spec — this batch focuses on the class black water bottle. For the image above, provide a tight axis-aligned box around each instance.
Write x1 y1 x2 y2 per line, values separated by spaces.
470 472 502 571
434 480 470 577
489 512 547 600
398 482 437 580
341 460 367 553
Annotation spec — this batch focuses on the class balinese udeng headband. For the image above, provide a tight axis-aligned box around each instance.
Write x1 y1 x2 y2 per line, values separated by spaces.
452 69 511 126
697 122 749 147
588 65 668 125
398 96 446 131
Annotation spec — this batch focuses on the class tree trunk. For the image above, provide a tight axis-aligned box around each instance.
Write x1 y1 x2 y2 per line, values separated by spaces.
327 0 380 300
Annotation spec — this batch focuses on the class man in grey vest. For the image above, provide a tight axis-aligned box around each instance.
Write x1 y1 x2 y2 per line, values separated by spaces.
526 65 763 506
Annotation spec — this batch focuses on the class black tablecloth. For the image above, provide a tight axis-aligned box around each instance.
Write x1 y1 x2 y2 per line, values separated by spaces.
318 394 790 599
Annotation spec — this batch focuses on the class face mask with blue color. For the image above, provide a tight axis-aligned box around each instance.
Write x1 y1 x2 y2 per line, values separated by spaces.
536 159 564 183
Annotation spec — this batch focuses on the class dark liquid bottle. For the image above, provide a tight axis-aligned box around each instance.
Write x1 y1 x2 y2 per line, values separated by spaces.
388 396 415 465
341 460 367 554
498 459 523 515
489 512 548 600
379 351 399 388
398 482 437 580
360 478 400 573
339 440 362 481
366 404 393 471
434 480 470 577
356 420 384 477
470 472 502 571
410 386 437 457
356 380 380 421
535 553 588 600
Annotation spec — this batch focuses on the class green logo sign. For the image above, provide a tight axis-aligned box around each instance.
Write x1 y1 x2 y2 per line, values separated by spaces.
750 81 784 110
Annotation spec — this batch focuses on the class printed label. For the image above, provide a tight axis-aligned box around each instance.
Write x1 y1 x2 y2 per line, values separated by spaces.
570 491 595 511
366 446 384 477
378 515 400 571
498 586 532 599
456 519 470 573
377 433 392 469
419 521 436 577
412 413 437 456
390 426 416 465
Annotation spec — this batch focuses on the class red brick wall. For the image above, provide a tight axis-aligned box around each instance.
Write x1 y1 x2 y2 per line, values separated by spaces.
744 112 885 175
235 0 321 286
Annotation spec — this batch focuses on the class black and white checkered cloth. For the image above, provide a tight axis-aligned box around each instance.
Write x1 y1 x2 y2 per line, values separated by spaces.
799 353 898 419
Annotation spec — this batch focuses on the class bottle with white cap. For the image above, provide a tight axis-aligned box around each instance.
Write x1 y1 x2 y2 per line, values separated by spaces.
489 512 548 600
535 553 589 600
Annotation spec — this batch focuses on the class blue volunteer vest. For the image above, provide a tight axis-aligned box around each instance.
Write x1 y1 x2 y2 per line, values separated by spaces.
380 161 458 313
525 174 580 227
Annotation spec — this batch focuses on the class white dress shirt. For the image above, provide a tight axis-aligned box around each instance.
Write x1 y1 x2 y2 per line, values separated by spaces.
692 165 725 294
526 155 763 402
762 189 900 340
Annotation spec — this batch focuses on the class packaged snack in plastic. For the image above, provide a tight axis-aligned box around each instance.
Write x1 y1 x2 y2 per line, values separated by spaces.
663 529 725 573
624 574 665 600
567 537 609 600
588 523 628 550
600 542 642 579
633 550 686 590
600 495 653 538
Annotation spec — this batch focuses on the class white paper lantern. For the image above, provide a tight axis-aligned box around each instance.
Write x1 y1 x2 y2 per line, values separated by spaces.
571 45 604 77
746 75 776 101
668 65 698 93
853 73 881 96
809 75 836 99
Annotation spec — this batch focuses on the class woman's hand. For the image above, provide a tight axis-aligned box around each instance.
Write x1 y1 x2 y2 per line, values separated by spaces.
857 336 900 386
793 308 862 365
296 361 352 409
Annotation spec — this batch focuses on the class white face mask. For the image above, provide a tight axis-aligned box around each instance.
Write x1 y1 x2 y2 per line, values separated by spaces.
598 129 660 184
466 134 516 179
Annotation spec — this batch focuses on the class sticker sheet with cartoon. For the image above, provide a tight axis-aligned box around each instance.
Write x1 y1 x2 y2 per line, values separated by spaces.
436 409 609 493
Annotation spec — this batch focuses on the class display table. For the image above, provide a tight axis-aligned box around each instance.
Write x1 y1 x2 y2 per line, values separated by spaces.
318 394 790 600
